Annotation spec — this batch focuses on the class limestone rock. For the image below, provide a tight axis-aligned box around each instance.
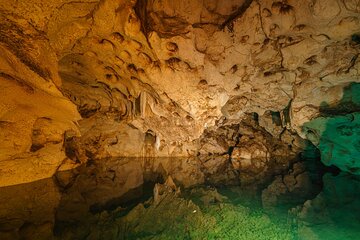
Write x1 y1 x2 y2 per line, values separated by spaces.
232 136 270 163
304 112 360 174
0 0 360 238
0 9 81 186
262 162 320 211
228 117 298 185
296 173 360 240
153 176 180 205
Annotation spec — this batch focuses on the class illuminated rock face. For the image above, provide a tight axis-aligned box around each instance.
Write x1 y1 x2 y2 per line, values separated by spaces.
0 0 360 186
0 13 81 187
303 83 360 174
304 113 360 174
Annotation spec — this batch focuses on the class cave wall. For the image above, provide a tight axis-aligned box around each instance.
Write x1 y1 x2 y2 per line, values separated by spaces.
0 10 81 186
0 0 360 186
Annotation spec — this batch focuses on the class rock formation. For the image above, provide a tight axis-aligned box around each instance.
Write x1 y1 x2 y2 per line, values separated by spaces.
0 0 360 238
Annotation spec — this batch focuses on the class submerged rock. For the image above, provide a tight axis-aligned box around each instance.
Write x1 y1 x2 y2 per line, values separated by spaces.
262 162 320 212
296 173 360 240
116 186 295 240
153 176 180 205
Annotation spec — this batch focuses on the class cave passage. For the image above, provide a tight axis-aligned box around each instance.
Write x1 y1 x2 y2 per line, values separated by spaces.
1 0 360 239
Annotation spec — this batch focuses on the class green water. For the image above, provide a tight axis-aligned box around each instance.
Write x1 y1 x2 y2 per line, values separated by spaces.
121 187 294 240
119 181 360 240
1 157 360 239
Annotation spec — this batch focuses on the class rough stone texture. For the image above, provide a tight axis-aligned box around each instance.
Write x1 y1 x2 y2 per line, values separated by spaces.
53 155 236 231
261 162 321 211
74 185 294 240
303 83 360 174
296 173 360 240
0 0 360 186
0 12 81 186
304 112 360 174
44 156 235 239
1 1 360 239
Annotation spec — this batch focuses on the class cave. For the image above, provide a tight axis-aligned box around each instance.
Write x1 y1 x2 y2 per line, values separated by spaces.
0 0 360 239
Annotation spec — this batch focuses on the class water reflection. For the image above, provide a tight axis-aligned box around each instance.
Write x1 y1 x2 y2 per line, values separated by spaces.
0 156 228 239
0 178 60 239
0 157 359 239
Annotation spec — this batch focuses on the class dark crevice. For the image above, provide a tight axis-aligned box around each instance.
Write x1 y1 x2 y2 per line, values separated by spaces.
219 0 254 32
0 17 51 80
134 0 150 37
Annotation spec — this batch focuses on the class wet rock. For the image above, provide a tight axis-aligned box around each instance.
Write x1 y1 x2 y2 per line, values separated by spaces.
115 185 294 240
0 1 360 231
200 155 239 185
154 176 180 205
304 112 360 174
197 188 227 206
262 162 320 211
231 137 269 163
228 118 298 186
296 173 360 240
261 175 288 210
54 162 79 189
